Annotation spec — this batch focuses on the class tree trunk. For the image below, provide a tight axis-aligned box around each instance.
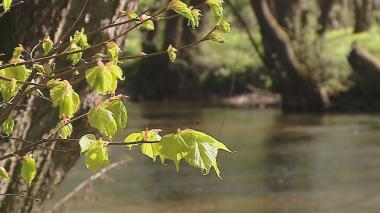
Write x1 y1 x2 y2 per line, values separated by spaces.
318 0 335 35
270 0 302 38
135 0 202 101
0 1 136 212
354 0 372 33
250 0 330 110
348 43 380 91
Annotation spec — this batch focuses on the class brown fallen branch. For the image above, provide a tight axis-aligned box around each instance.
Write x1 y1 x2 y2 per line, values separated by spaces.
45 157 131 213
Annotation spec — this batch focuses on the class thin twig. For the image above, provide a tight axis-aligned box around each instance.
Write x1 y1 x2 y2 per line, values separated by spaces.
56 0 89 46
0 193 41 202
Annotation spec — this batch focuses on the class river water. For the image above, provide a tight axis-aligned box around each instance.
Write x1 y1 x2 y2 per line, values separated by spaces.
43 103 380 213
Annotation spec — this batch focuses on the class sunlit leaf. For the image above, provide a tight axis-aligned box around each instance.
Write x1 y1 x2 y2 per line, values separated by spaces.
0 167 10 180
70 29 90 49
21 155 37 186
79 134 98 153
190 9 202 29
3 0 12 11
2 115 14 136
58 121 73 139
50 80 80 118
158 133 189 170
42 36 54 56
104 98 127 132
217 19 231 33
167 45 177 62
1 78 18 101
206 0 224 22
66 44 82 65
79 134 109 172
208 32 226 43
85 62 124 95
88 107 117 138
124 129 161 160
168 0 194 23
106 41 121 64
138 15 155 31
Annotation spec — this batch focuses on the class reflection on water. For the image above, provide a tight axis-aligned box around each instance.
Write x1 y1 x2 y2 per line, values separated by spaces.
43 103 380 213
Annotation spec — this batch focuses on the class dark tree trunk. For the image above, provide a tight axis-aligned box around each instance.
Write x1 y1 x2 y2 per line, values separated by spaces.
270 0 302 38
318 0 335 34
348 43 380 91
354 0 372 33
250 0 330 110
135 0 202 101
0 1 137 212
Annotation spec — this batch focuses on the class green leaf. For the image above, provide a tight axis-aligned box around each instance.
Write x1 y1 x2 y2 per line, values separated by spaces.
70 29 90 48
106 41 121 64
124 130 162 160
0 63 31 100
66 44 82 65
208 32 226 43
3 0 12 11
217 19 231 33
158 133 189 171
85 62 124 95
168 0 194 23
88 107 118 138
206 0 224 22
12 46 24 59
79 134 98 153
0 167 10 180
79 134 109 172
138 15 155 31
58 121 73 139
167 45 177 62
50 80 80 118
159 129 231 178
104 99 127 132
190 9 202 29
2 115 14 136
42 36 54 56
21 155 37 186
1 78 18 101
127 11 138 19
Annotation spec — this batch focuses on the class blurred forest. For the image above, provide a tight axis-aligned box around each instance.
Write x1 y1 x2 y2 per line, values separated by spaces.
122 0 380 111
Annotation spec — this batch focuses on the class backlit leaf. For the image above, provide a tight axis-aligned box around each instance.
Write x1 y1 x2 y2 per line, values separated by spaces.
58 121 73 139
168 0 194 23
42 36 54 56
66 44 82 65
3 0 12 11
106 41 121 64
85 62 124 95
217 19 231 33
0 167 10 180
104 98 127 132
206 0 224 22
50 80 80 118
208 32 226 43
190 9 202 29
2 115 14 136
70 29 90 48
158 133 189 170
79 134 109 172
88 107 117 138
167 45 177 62
125 129 161 160
21 155 37 186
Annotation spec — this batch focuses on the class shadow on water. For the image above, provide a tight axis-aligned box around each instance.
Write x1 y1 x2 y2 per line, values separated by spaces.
43 103 380 213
